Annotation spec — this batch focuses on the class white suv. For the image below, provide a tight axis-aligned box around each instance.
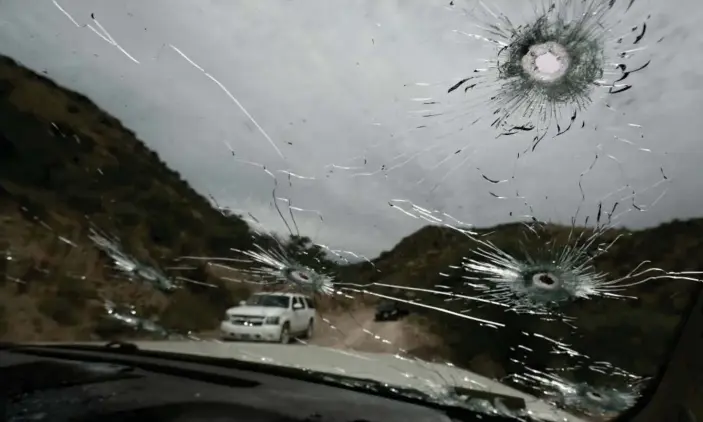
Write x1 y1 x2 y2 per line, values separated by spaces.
220 292 316 344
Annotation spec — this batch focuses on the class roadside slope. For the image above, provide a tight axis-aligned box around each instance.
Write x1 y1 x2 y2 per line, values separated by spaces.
0 55 257 340
308 307 444 357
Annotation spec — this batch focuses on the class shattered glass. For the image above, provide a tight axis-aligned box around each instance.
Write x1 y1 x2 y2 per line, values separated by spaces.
1 0 703 420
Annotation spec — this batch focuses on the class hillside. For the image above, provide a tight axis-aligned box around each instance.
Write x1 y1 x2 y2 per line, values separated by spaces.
0 55 269 340
339 220 703 386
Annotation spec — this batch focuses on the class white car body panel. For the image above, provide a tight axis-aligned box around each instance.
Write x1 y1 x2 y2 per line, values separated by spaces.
137 341 587 422
220 293 316 342
226 306 288 318
30 339 587 421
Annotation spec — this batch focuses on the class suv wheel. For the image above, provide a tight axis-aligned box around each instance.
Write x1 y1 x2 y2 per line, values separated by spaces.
279 323 291 344
303 320 314 339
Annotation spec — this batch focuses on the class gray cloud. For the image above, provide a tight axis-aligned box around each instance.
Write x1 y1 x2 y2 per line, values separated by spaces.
1 0 702 256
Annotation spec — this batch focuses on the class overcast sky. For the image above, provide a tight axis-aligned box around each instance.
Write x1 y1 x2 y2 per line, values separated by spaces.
0 0 702 257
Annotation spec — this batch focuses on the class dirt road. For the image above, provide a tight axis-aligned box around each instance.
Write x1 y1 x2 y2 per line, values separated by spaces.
306 307 439 355
201 305 442 358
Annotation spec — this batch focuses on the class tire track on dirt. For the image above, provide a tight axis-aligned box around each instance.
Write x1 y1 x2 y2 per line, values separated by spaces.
308 307 437 354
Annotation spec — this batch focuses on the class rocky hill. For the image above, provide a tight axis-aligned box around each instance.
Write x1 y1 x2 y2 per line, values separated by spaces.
0 55 269 340
340 220 703 385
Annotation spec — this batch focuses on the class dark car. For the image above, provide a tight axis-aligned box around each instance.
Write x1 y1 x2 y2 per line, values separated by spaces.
374 300 410 322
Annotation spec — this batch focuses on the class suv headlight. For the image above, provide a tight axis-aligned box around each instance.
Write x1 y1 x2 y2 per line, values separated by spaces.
264 316 280 325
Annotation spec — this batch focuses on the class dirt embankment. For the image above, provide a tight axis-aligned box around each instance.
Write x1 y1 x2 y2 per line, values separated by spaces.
307 307 444 357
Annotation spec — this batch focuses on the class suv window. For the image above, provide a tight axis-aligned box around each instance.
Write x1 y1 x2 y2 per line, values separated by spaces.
304 297 315 309
292 296 305 309
246 294 290 308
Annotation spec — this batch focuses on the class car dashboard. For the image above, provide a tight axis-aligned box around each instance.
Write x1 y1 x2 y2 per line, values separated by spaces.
0 343 524 422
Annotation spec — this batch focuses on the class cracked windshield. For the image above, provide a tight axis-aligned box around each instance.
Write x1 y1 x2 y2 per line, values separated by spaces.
1 0 702 420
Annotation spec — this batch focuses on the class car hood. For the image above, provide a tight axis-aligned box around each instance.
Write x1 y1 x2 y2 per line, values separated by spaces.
226 306 287 317
126 341 586 422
